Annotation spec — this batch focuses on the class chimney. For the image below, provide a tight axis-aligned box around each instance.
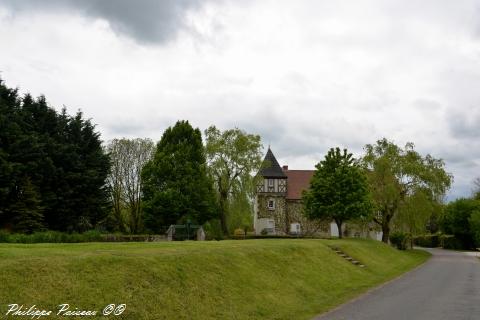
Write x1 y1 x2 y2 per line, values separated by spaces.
282 165 288 171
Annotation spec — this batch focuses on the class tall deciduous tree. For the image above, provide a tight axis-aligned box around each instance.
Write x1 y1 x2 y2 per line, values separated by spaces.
142 121 216 232
204 126 263 235
362 138 452 243
106 140 126 232
106 138 154 233
303 148 372 239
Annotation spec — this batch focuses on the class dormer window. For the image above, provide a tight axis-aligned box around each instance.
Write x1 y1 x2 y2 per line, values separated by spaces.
267 199 275 210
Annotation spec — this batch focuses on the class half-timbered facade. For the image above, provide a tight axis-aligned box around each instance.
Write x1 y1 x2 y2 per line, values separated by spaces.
253 148 330 236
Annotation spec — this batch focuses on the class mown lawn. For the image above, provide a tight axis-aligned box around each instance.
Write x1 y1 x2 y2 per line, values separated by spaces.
0 239 429 319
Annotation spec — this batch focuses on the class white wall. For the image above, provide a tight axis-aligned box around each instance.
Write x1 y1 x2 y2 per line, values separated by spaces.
255 218 275 235
330 222 339 237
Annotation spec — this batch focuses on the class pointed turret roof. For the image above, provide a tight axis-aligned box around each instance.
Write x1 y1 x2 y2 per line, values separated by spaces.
259 148 287 178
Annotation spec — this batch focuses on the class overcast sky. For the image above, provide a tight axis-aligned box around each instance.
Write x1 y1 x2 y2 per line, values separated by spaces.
1 0 479 200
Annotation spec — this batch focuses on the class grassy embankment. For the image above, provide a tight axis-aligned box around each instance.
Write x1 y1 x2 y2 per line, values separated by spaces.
0 239 429 319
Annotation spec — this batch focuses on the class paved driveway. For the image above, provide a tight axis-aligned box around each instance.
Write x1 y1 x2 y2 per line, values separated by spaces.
314 248 480 320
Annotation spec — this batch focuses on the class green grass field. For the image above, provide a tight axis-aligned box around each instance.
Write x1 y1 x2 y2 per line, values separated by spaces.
0 239 429 319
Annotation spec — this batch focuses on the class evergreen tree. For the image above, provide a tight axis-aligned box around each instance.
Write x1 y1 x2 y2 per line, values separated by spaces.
0 78 110 232
11 178 45 233
142 121 216 232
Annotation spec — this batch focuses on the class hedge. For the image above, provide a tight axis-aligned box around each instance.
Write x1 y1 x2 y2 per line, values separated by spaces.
413 234 466 250
0 230 166 243
389 231 410 250
439 235 463 250
413 234 440 248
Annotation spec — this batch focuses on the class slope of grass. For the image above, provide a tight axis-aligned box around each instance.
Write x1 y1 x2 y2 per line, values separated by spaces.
0 239 429 319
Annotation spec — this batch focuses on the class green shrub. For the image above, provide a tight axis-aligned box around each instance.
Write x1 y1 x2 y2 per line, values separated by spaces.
0 230 106 243
468 210 480 248
440 235 463 250
233 228 246 238
9 233 31 243
203 219 224 240
31 231 61 243
441 198 480 249
82 230 103 242
413 234 440 248
389 231 410 250
0 230 10 242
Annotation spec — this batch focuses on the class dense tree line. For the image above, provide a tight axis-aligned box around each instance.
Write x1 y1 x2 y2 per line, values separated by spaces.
0 80 110 233
440 191 480 249
3 78 471 243
0 79 262 236
304 139 453 244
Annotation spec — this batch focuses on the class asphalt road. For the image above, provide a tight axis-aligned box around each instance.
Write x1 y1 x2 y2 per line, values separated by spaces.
314 248 480 320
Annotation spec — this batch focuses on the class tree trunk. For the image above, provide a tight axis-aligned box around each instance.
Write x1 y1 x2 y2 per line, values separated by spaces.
381 220 390 243
219 194 229 236
336 220 343 239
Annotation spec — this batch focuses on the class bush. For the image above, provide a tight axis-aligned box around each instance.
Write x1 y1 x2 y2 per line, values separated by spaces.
203 219 224 240
0 230 105 243
260 228 269 236
389 231 410 250
0 230 10 242
441 198 480 249
468 210 480 248
8 233 31 243
233 228 246 238
440 235 463 250
82 230 103 242
413 234 440 248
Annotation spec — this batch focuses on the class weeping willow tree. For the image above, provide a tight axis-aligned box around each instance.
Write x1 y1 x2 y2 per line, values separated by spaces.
204 126 263 235
392 188 443 247
363 138 453 243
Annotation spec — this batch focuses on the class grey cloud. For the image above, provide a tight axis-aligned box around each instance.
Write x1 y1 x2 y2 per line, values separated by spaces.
2 0 480 201
0 0 205 44
103 115 177 142
231 107 369 166
448 107 480 139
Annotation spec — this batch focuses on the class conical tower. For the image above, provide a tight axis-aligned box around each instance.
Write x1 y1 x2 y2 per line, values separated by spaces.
258 147 287 178
254 147 287 235
257 147 287 193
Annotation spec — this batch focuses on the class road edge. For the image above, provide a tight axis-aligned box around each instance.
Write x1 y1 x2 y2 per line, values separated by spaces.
312 249 432 320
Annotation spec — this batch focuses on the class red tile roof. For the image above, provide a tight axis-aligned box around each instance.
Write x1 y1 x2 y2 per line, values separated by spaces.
284 169 315 200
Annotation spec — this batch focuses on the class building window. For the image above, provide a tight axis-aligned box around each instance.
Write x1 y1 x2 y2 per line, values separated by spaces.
267 199 275 210
268 179 274 187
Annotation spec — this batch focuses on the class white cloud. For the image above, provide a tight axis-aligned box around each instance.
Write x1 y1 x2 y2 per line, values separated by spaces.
1 0 480 200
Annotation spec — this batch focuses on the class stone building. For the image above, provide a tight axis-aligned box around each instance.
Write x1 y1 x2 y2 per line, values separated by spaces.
253 148 330 236
253 147 383 240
